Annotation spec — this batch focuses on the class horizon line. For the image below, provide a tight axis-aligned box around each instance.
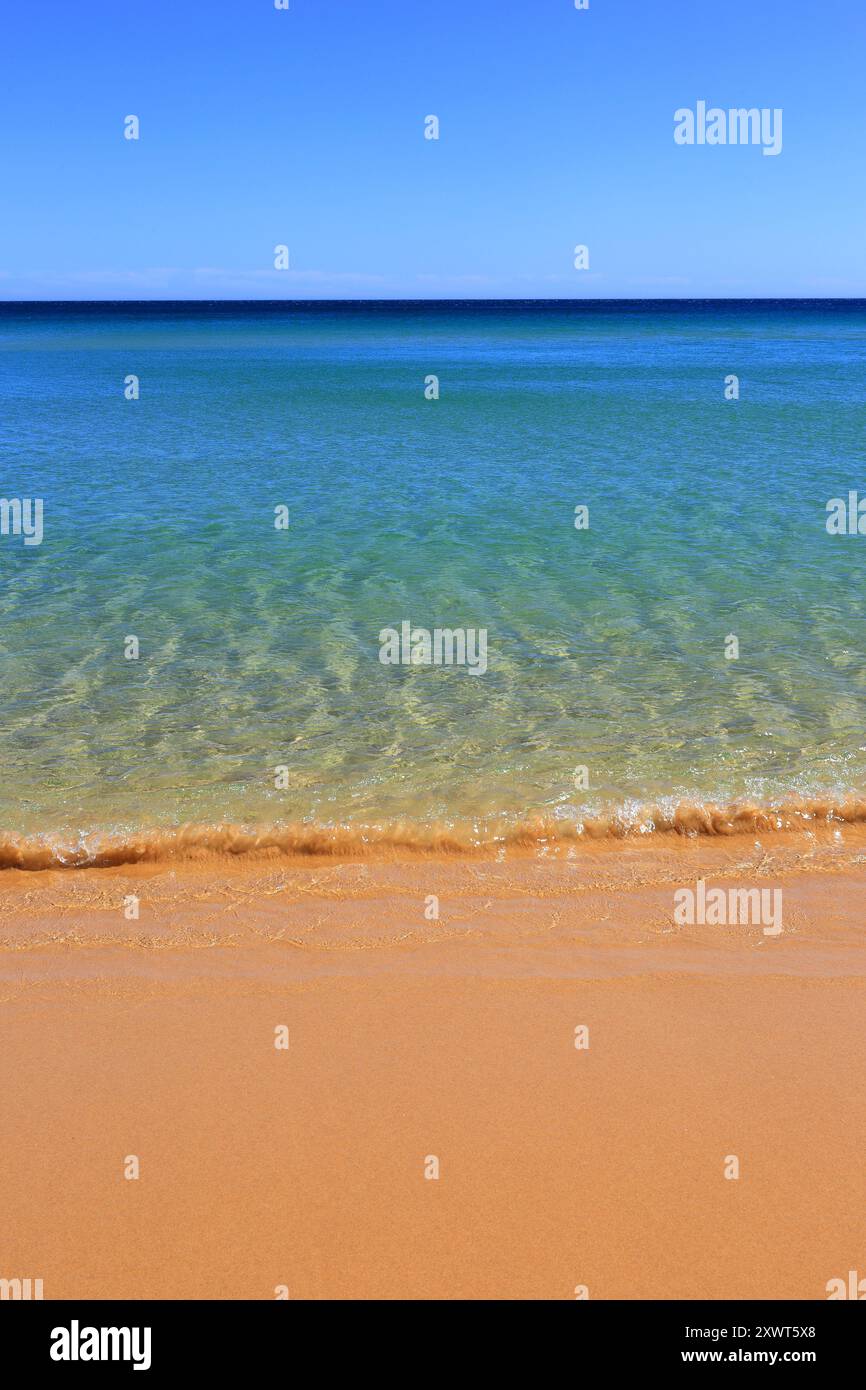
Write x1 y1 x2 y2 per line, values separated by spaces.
2 296 865 308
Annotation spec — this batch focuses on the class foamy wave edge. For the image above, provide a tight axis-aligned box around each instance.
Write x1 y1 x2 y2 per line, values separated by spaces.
2 795 866 870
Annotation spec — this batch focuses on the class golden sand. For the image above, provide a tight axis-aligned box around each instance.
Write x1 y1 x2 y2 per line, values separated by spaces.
2 828 864 1299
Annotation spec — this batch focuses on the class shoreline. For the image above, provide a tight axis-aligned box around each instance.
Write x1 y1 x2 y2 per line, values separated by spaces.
6 792 866 871
3 825 866 974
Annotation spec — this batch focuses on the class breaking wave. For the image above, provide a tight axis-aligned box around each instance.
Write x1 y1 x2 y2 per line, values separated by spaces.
3 793 866 870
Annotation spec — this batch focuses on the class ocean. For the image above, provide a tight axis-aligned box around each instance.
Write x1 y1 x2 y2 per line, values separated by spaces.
1 299 865 864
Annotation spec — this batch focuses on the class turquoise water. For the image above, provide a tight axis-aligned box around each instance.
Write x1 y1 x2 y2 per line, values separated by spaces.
1 300 865 853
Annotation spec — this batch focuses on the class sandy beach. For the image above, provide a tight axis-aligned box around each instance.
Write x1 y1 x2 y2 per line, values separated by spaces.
2 826 864 1300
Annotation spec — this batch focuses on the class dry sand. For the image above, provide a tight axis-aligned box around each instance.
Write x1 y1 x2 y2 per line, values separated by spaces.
2 826 865 1300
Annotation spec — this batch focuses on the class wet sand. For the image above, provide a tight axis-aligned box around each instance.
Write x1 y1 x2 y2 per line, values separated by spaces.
2 828 865 1299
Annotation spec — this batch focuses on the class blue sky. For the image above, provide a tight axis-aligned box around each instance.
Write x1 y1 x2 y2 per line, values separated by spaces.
1 0 864 299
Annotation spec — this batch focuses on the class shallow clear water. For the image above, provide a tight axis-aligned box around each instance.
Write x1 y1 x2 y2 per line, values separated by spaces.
1 300 865 847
